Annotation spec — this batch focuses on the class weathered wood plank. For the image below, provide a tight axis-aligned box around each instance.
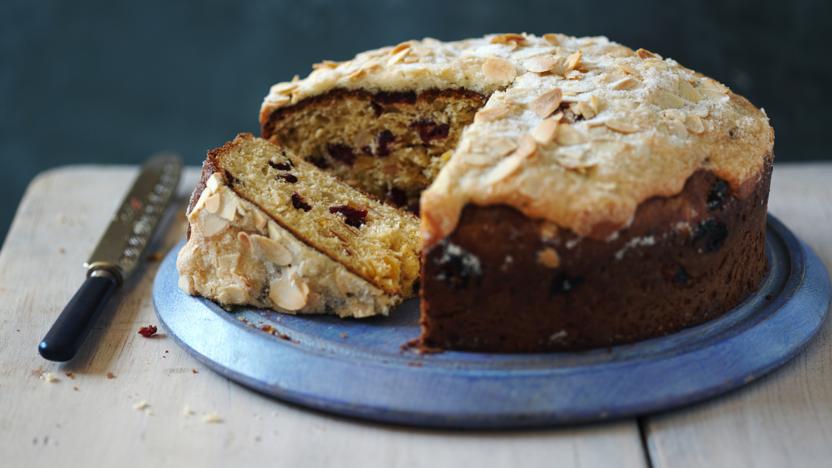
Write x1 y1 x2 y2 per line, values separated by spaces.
645 164 832 468
0 166 647 468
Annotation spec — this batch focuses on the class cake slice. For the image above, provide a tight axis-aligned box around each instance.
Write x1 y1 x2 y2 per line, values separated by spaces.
177 134 421 317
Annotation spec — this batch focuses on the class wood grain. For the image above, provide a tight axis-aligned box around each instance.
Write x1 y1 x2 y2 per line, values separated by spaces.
645 164 832 468
0 166 647 468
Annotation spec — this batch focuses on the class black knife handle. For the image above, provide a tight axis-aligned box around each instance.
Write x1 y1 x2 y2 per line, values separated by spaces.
38 270 119 362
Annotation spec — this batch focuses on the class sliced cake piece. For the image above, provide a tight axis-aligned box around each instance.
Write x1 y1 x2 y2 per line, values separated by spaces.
177 134 421 317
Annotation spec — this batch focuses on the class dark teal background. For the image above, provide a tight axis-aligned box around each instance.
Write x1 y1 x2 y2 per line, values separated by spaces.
2 0 830 243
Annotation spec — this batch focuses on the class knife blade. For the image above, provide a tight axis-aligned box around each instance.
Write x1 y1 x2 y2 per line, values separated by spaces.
38 155 182 361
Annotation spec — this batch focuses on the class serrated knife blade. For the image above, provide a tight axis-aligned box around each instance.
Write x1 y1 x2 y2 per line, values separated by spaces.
39 155 182 361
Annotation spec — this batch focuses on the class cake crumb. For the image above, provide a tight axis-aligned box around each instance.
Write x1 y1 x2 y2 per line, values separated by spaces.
106 372 116 379
182 405 194 416
202 412 223 423
191 368 199 374
133 400 150 411
40 372 60 383
73 386 79 391
64 372 75 380
138 325 158 338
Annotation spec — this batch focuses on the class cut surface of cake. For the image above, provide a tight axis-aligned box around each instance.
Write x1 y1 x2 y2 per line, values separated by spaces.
177 134 421 317
181 33 774 352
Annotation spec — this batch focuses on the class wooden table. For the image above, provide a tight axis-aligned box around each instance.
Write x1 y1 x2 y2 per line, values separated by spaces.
1 164 830 468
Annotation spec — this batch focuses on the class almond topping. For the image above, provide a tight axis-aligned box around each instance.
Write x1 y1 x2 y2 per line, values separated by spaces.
200 214 229 238
490 33 526 46
312 60 339 70
651 89 687 109
542 33 560 45
269 273 309 311
217 285 247 304
610 76 639 90
530 117 561 144
481 57 517 82
565 50 582 72
530 88 563 118
203 193 221 214
677 80 702 102
218 192 238 221
474 103 512 123
484 136 537 185
556 124 587 145
685 114 705 134
604 119 640 134
205 173 223 193
537 248 560 269
389 42 411 55
524 55 559 73
250 234 292 266
574 100 597 120
387 47 410 66
636 48 659 59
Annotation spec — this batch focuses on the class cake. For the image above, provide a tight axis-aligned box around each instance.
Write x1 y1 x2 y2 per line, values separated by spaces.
181 33 774 352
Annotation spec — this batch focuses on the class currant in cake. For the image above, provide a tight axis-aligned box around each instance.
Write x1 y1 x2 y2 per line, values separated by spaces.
179 33 774 352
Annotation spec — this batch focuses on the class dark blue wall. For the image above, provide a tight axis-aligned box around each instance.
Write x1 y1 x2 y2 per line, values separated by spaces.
2 0 830 242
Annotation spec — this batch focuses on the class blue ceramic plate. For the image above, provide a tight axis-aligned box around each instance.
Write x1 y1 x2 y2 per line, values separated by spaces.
153 216 830 428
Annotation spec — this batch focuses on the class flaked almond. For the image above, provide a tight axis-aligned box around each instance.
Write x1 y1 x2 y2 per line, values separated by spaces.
650 89 687 109
556 123 587 145
685 114 705 134
677 80 702 102
267 221 282 242
252 209 268 231
481 57 516 82
205 173 223 193
530 117 560 144
604 119 640 134
387 47 410 66
271 82 298 95
490 33 526 47
200 213 229 237
574 100 597 120
537 248 560 268
542 33 560 45
474 103 512 123
269 273 309 311
218 192 238 221
636 48 659 59
589 95 604 114
610 76 639 90
217 285 247 304
565 50 583 72
617 63 641 77
203 193 221 214
530 88 563 118
250 234 292 266
389 42 412 55
312 60 339 70
524 54 559 73
484 136 537 185
217 253 239 271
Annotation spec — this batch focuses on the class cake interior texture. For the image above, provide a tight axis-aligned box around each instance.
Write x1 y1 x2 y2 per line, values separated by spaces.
207 134 421 297
263 89 485 212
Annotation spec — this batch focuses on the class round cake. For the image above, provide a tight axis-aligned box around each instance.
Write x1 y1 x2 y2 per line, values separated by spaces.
180 33 774 352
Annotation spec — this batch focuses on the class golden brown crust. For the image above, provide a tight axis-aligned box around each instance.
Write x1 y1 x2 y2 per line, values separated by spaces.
260 34 774 245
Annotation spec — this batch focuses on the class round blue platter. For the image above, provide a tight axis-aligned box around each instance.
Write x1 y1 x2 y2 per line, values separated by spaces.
153 216 830 429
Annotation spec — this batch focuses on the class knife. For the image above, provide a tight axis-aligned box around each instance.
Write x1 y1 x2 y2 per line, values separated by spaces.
38 155 182 362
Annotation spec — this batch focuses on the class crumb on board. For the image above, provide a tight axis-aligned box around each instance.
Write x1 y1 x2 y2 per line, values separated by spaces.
192 368 199 374
73 386 79 391
106 372 116 379
133 400 150 411
40 372 60 383
182 405 194 416
202 412 223 423
64 372 75 380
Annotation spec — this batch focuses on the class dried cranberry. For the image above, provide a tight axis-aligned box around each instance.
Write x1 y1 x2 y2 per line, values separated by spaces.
431 240 482 290
707 179 730 212
410 119 450 143
268 160 292 171
376 130 395 157
223 170 241 186
308 155 330 169
692 218 728 253
291 193 311 212
329 205 368 228
276 173 298 183
138 325 158 338
326 143 356 165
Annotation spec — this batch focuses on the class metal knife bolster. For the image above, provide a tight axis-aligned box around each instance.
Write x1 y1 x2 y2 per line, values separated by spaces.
84 155 182 284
